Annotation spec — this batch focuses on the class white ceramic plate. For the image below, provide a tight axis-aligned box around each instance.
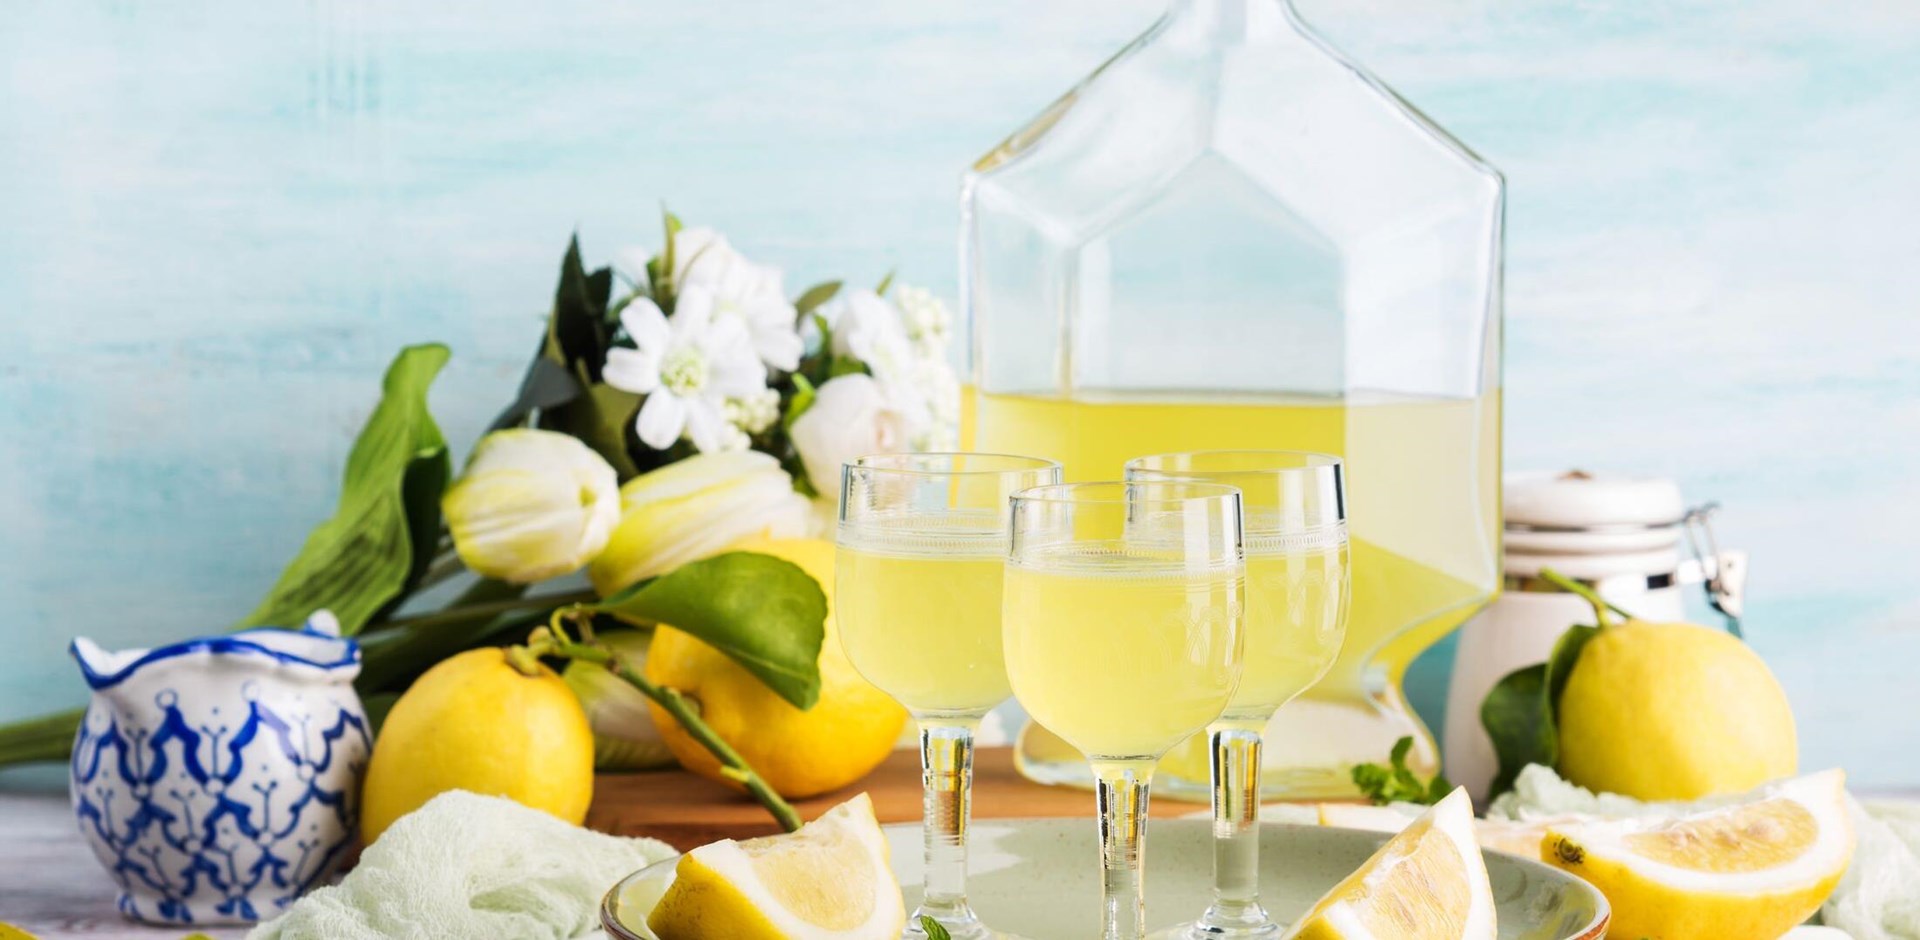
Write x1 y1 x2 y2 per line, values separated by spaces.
602 818 1609 939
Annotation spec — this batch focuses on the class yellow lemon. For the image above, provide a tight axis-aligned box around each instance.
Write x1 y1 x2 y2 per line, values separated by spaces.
1557 619 1797 801
1542 769 1853 940
360 647 595 844
648 793 903 940
0 922 40 940
1285 787 1496 940
644 537 907 799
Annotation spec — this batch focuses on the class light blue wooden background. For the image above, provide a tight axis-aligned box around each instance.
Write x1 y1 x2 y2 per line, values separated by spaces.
3 1 1917 785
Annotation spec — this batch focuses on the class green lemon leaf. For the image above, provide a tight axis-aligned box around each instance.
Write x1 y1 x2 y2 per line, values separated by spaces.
1481 663 1554 799
1480 621 1598 799
593 552 826 709
239 344 450 634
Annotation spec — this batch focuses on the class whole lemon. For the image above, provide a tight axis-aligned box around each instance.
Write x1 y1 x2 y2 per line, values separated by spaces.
644 537 907 799
1557 619 1797 801
360 647 595 844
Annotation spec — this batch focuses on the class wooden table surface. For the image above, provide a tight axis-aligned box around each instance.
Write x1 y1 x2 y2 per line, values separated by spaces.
0 747 1113 938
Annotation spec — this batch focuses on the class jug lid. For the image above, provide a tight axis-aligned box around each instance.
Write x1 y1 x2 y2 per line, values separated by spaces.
1505 470 1687 557
71 611 359 691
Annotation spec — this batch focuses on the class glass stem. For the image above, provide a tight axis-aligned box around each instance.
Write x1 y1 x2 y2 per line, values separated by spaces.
1197 726 1276 936
1094 760 1156 940
918 721 982 934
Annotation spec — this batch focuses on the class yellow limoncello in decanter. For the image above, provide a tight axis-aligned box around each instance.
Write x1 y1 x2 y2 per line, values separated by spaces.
961 0 1503 799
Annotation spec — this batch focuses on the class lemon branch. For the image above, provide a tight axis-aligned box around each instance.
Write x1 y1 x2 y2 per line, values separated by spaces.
521 607 804 833
1536 567 1635 628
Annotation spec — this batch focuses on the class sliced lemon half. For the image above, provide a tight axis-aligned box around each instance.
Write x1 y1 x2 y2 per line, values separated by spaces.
1285 787 1497 940
647 793 905 940
1542 768 1854 940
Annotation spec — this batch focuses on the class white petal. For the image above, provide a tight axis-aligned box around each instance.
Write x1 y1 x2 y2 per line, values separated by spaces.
602 347 662 394
753 328 803 372
673 285 715 335
682 400 725 453
635 392 689 450
619 297 672 352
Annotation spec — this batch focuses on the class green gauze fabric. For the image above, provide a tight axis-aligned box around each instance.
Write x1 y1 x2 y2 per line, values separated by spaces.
249 790 676 940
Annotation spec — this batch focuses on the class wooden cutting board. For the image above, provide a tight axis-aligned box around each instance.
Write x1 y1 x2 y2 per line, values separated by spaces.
588 746 1152 850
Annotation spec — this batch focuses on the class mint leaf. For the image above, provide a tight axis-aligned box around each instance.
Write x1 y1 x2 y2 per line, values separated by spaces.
919 916 953 940
594 552 826 709
1350 735 1453 805
240 344 451 634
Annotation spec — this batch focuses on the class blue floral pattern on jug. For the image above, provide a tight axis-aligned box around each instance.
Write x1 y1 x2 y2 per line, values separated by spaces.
67 611 370 926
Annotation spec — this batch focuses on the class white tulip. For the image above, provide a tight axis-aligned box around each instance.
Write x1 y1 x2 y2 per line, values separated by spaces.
442 429 622 584
788 373 913 497
587 450 811 596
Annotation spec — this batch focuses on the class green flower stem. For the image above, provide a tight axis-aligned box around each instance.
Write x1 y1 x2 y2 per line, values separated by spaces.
1536 567 1636 627
410 551 468 593
377 589 597 633
532 615 803 833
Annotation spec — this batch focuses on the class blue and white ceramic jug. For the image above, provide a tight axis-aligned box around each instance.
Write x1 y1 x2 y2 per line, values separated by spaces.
68 611 370 925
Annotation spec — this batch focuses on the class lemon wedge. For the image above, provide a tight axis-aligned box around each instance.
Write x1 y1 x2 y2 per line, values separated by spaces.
1285 787 1497 940
1542 768 1853 940
647 793 905 940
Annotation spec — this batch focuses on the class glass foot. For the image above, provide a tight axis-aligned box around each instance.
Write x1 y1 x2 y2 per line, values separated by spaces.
1146 919 1284 940
905 906 998 940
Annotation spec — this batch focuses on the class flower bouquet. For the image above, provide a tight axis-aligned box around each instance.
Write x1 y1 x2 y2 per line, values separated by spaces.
0 211 961 827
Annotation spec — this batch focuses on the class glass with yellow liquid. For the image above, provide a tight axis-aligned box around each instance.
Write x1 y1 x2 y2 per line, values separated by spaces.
1126 452 1349 940
967 389 1499 798
836 452 1061 940
1004 481 1245 940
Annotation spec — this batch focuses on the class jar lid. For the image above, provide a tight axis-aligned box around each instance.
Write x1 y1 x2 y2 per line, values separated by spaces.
1505 470 1687 559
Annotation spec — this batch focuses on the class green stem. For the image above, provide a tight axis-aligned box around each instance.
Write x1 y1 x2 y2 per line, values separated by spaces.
377 590 597 633
0 707 85 766
410 551 467 593
1536 567 1636 627
537 617 803 833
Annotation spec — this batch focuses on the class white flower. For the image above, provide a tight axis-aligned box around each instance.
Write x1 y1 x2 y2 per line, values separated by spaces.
724 387 782 435
788 374 913 496
673 227 803 374
909 357 962 452
892 284 953 359
603 285 767 454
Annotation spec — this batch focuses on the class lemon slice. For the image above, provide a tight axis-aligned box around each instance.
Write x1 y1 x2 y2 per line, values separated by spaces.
1542 769 1854 940
647 793 905 940
1285 787 1497 940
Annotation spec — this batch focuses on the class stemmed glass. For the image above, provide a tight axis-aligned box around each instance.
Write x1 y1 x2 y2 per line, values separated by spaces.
836 452 1062 940
1127 452 1350 940
1003 481 1247 940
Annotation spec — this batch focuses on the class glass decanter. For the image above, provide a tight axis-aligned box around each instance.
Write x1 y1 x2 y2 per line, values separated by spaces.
961 0 1503 799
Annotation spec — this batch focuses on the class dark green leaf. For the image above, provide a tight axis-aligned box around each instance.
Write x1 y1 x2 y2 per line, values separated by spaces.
1480 623 1600 800
240 344 451 635
541 382 643 480
919 916 953 940
394 435 451 596
548 235 614 384
874 269 895 296
490 346 585 432
794 280 842 318
1481 664 1554 798
827 356 868 379
782 373 818 435
594 552 827 709
353 579 531 692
